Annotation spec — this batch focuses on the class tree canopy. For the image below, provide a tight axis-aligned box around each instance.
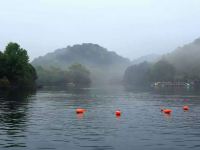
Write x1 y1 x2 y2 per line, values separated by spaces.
69 63 91 87
0 42 37 88
35 63 91 87
149 60 175 82
123 62 151 86
124 60 176 86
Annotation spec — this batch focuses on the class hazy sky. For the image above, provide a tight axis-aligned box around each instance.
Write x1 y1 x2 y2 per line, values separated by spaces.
0 0 200 60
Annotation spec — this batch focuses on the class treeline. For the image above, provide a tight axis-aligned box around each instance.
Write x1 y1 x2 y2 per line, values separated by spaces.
32 43 130 68
0 43 37 89
0 42 92 88
35 63 91 87
123 59 197 86
124 38 200 87
32 43 130 86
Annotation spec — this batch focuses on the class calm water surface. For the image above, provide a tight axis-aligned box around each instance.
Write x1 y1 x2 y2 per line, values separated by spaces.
0 86 200 150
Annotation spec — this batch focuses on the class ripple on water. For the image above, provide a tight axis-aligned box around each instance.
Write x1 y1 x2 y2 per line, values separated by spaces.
1 87 200 150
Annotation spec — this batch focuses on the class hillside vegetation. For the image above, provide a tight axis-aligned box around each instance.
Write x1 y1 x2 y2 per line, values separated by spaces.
36 63 91 87
124 37 200 87
32 43 130 85
32 43 130 68
164 38 200 79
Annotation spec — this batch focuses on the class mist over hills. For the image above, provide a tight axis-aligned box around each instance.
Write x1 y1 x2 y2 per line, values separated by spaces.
164 38 200 76
132 54 161 64
124 37 200 87
32 43 131 85
32 37 200 86
32 43 130 69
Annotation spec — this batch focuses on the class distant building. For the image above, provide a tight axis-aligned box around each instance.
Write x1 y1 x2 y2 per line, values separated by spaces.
153 82 190 88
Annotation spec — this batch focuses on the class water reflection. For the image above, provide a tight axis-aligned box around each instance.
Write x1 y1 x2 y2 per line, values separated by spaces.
124 85 200 96
1 86 200 149
163 113 172 119
115 115 121 119
153 87 200 96
76 113 84 119
0 89 35 148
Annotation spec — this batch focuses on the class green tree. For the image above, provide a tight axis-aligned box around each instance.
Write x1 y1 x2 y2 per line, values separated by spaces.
150 59 175 82
69 63 91 87
0 51 6 78
35 66 70 85
123 62 151 86
0 42 37 88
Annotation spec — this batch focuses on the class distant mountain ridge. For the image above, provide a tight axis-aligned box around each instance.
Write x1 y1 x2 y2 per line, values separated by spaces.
123 37 200 87
32 43 130 69
164 37 200 75
32 43 131 85
132 54 160 64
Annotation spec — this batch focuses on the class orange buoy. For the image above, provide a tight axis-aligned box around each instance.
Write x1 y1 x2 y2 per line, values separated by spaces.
115 110 121 116
163 109 172 114
76 108 86 114
183 105 189 111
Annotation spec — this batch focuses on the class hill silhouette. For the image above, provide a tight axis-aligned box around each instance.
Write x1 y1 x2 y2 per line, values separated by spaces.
32 43 131 85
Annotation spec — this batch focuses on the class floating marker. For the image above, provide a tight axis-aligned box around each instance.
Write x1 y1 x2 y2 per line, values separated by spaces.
163 109 172 114
115 110 121 116
76 108 86 114
183 105 189 111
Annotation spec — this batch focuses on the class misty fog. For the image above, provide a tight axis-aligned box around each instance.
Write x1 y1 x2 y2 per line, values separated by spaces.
0 0 200 61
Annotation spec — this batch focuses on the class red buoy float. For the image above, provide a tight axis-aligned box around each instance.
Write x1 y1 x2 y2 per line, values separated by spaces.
163 109 172 114
115 110 121 116
183 105 189 111
76 108 86 114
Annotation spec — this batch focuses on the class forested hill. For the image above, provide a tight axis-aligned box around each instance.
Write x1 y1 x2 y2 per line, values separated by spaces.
124 37 200 87
32 43 130 69
164 38 200 75
32 43 131 85
132 54 160 64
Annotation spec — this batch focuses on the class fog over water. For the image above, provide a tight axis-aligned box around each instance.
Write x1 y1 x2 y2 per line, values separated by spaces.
0 0 200 60
1 1 200 149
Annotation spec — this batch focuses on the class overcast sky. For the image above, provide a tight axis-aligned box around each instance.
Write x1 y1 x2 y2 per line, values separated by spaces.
0 0 200 60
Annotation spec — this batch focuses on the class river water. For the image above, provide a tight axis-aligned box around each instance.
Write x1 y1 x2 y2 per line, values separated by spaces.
0 86 200 150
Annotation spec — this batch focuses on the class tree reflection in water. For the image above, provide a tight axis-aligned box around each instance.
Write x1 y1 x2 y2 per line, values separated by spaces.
0 89 35 148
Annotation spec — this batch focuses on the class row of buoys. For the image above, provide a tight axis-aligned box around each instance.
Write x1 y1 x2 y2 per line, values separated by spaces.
161 105 189 114
76 108 121 117
76 106 189 117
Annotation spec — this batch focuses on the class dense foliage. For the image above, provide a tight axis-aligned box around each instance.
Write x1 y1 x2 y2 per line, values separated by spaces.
0 42 37 88
123 62 151 86
124 60 177 86
149 60 175 82
36 63 91 87
32 43 130 68
164 38 200 80
69 64 91 87
124 38 200 87
35 66 69 85
32 43 130 85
